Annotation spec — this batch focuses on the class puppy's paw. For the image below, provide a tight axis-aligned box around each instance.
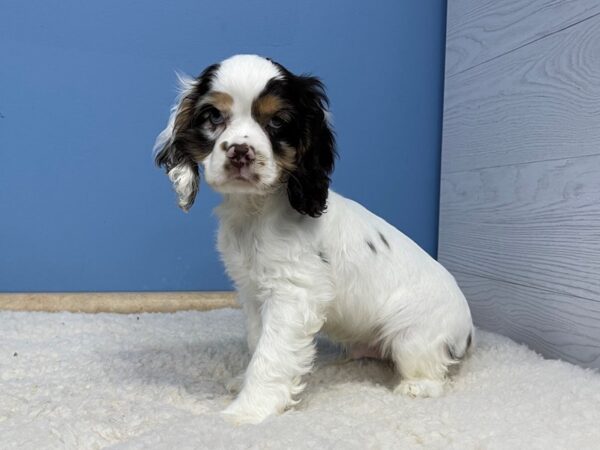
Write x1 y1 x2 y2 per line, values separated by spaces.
394 379 445 398
221 401 271 425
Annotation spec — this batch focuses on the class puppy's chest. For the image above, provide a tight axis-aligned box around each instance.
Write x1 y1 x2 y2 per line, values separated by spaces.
217 221 287 282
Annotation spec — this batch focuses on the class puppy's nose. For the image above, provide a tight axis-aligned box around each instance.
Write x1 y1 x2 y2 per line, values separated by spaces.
226 143 255 168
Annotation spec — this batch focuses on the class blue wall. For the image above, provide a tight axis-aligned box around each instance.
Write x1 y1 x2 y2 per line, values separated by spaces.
0 1 447 292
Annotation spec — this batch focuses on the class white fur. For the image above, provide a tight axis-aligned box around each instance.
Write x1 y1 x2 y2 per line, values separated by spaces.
212 54 282 101
168 164 198 212
155 55 474 425
217 189 473 424
202 55 282 194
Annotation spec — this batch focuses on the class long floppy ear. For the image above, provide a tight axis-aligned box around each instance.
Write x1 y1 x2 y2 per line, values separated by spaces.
286 76 337 217
153 65 218 211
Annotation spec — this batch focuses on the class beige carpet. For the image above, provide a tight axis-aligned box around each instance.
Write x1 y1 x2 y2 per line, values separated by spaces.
2 308 600 449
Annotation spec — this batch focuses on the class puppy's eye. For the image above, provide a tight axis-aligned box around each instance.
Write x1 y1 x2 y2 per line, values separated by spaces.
268 116 284 129
207 108 224 126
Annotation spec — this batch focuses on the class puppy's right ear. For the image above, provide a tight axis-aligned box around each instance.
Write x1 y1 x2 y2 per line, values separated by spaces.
154 63 219 211
153 74 201 212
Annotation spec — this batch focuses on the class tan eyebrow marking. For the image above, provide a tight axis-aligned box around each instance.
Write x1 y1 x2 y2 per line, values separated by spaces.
252 94 287 125
202 91 234 113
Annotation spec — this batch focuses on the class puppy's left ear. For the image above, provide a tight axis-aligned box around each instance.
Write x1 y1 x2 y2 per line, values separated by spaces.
287 76 337 217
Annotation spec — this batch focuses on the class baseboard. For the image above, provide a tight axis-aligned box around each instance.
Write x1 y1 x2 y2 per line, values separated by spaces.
0 292 238 314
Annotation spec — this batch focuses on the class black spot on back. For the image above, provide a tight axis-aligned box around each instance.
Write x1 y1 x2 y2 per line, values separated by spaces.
378 231 390 249
366 240 377 254
318 251 330 264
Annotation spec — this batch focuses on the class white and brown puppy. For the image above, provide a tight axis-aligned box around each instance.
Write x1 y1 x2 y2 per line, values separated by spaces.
154 54 473 424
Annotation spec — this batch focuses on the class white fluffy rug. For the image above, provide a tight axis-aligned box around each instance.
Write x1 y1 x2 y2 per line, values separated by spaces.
2 308 600 449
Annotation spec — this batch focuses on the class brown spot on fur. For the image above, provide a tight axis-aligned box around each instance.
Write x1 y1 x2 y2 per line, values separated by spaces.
173 96 196 135
275 142 297 180
252 94 285 125
203 91 233 115
169 90 230 164
170 94 215 163
252 92 298 181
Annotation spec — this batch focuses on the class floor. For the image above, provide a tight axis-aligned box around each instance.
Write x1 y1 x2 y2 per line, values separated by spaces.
2 308 599 449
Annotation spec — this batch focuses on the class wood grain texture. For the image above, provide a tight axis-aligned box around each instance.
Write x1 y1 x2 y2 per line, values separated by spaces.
453 271 600 368
0 292 237 313
445 0 600 76
439 154 600 300
440 3 600 368
443 13 600 173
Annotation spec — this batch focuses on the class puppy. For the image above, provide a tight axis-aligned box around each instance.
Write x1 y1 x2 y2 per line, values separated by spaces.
154 54 474 424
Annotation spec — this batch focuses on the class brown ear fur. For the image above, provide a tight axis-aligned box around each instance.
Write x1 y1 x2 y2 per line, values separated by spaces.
154 65 219 211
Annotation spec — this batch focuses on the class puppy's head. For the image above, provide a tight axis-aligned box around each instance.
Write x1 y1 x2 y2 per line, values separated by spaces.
154 54 336 217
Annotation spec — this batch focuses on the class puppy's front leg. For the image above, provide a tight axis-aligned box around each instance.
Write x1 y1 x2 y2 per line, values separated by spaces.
242 296 262 355
224 295 262 395
223 288 325 424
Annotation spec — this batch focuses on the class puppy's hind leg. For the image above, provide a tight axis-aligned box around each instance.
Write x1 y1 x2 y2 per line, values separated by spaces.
390 335 453 398
391 330 473 398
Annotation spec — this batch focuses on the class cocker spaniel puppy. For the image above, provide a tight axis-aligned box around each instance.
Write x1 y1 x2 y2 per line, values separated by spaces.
154 54 474 424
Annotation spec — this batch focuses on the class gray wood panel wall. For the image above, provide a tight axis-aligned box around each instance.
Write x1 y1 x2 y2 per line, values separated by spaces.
439 0 600 369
